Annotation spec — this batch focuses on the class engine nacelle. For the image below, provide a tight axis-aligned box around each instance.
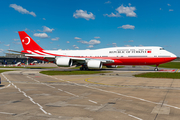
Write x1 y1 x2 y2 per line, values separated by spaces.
55 57 72 67
87 60 102 69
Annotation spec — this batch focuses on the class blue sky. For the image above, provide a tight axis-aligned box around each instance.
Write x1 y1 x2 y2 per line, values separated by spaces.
0 0 180 56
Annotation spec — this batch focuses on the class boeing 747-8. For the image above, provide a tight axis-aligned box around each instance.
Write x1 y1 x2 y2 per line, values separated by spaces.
15 31 177 71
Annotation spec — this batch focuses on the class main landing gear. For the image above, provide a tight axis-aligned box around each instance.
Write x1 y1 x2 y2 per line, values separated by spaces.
80 64 89 70
154 65 159 71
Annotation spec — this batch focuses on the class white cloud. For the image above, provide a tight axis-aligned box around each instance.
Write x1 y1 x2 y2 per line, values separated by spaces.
89 40 101 45
88 45 94 48
24 28 29 31
107 43 117 47
43 26 54 33
74 37 81 40
13 42 21 45
37 29 41 32
73 10 95 20
94 36 100 39
105 1 111 4
78 40 88 44
67 41 70 43
124 45 132 47
116 4 136 17
78 39 101 45
0 49 4 52
128 40 134 42
128 3 131 6
118 24 135 30
13 39 19 41
43 18 46 20
5 44 10 47
73 45 79 49
33 33 49 38
104 12 121 17
167 4 171 6
160 8 162 10
51 37 59 41
139 45 144 47
9 4 36 17
112 43 117 47
169 9 174 11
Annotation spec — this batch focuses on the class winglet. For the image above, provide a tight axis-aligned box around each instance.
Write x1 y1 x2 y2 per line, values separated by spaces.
18 31 43 51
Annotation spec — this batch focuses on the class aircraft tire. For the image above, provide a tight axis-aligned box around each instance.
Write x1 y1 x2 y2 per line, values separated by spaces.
80 67 83 70
154 68 159 71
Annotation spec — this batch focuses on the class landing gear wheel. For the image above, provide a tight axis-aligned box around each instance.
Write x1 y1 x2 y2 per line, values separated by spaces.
80 67 83 70
85 67 89 70
80 66 89 71
154 68 158 71
83 67 86 70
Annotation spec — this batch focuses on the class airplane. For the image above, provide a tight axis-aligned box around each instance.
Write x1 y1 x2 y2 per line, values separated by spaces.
12 31 177 71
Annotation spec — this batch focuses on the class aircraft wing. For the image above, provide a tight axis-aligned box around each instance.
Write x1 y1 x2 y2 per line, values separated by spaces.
25 54 114 63
8 49 114 64
57 56 114 64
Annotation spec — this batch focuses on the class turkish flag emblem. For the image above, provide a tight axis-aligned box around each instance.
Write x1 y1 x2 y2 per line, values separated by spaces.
147 51 151 53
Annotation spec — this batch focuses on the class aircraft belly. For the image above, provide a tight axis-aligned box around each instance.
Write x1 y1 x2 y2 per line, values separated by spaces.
105 57 176 66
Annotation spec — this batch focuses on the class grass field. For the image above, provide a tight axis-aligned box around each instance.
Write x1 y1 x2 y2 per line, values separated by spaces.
134 72 180 79
0 66 57 69
40 70 111 75
151 62 180 69
0 70 13 73
26 67 57 69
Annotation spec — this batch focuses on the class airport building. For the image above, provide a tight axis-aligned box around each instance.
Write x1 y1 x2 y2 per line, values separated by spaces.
0 53 43 65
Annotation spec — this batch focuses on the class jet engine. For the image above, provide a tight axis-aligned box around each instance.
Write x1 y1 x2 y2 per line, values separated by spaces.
55 57 72 67
87 60 102 69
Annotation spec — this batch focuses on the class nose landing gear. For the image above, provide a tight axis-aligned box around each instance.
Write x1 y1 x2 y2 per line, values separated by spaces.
154 65 159 71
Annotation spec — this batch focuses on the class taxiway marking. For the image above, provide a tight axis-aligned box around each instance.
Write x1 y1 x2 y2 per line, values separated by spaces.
0 84 11 90
27 76 79 97
41 74 180 111
128 114 143 120
1 73 51 115
41 74 144 120
0 112 17 115
88 100 97 104
64 91 79 97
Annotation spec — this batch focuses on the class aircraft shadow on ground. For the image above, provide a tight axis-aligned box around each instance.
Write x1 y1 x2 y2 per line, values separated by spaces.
0 85 5 87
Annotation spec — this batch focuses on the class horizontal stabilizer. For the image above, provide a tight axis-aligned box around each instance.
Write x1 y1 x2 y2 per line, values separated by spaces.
8 50 27 54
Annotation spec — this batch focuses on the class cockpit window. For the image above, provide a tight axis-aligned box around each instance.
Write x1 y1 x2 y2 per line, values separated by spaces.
160 48 165 50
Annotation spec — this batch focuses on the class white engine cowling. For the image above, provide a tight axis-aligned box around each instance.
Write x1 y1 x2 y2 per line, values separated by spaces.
87 60 102 69
55 57 72 67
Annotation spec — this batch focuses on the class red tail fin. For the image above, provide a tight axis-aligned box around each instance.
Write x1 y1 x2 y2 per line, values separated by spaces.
18 31 43 51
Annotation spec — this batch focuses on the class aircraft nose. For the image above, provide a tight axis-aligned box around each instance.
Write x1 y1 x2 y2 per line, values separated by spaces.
171 53 177 58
